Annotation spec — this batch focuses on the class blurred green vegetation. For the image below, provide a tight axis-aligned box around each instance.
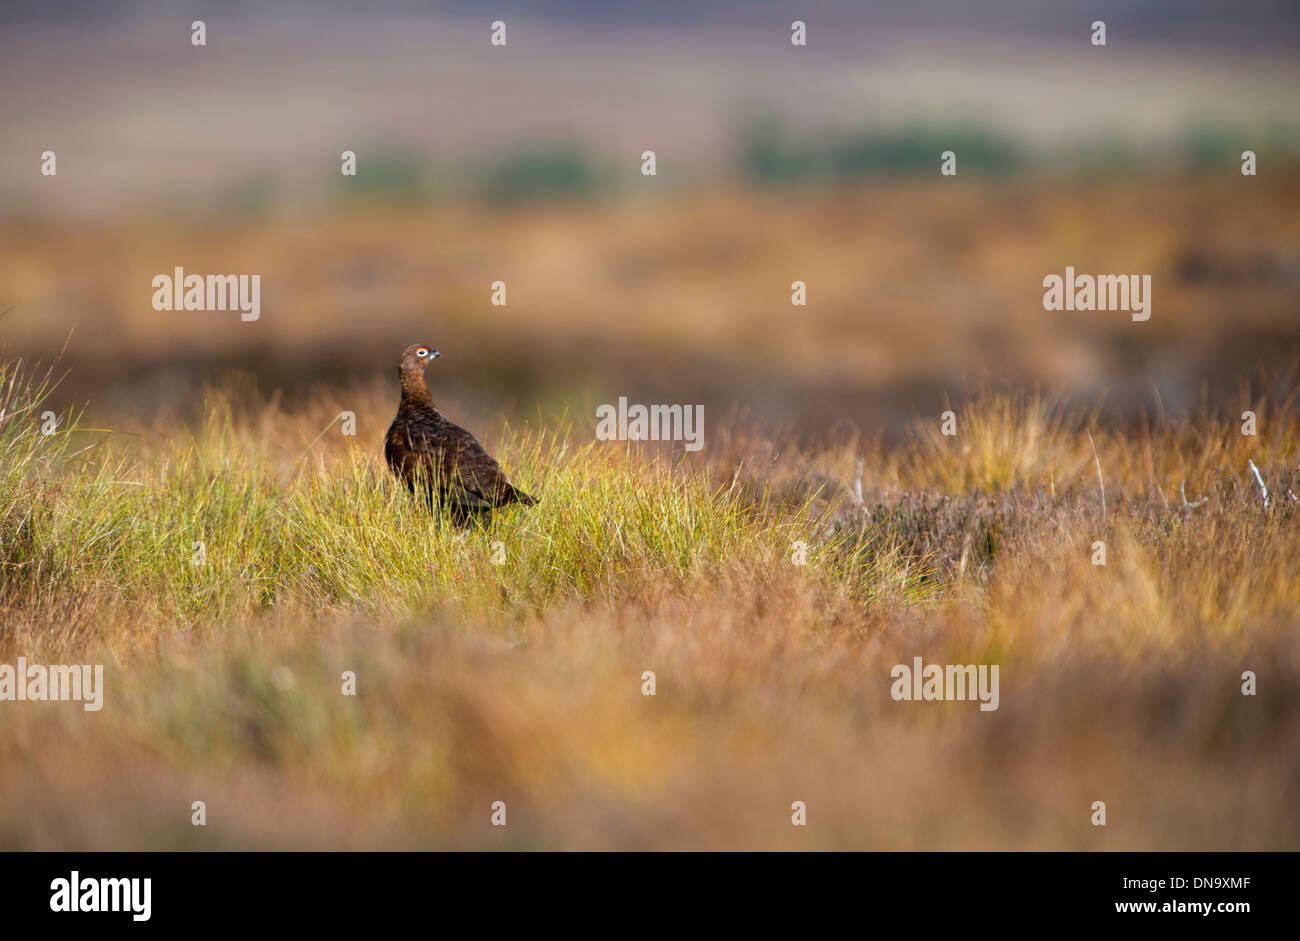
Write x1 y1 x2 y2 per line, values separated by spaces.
739 116 1300 185
1181 119 1300 170
477 141 607 203
331 120 1300 205
739 119 1024 184
336 149 431 205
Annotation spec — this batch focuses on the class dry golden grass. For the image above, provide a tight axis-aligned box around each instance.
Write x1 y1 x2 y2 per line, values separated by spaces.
1 356 1297 850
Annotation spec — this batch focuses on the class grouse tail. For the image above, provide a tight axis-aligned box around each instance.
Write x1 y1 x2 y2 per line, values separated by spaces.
509 486 538 506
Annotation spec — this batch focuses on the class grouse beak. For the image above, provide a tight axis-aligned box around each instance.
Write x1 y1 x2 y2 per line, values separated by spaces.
430 350 441 359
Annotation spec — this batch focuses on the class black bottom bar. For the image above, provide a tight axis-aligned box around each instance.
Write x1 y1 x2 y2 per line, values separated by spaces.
0 851 1286 928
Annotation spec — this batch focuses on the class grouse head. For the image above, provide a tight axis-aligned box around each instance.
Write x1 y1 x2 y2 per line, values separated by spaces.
399 343 440 400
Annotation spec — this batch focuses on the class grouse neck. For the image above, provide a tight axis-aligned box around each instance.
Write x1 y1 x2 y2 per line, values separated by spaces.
400 368 437 410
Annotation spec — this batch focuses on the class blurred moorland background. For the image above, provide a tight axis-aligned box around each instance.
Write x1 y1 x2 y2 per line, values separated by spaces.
2 0 1298 435
1 1 1298 850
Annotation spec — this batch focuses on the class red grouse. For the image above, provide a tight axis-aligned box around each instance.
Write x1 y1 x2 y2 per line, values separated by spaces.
385 343 537 516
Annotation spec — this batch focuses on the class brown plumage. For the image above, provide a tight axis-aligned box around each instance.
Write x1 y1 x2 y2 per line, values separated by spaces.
384 343 537 516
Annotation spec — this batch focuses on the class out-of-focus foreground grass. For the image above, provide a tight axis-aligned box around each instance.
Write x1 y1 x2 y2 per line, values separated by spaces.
1 355 1297 850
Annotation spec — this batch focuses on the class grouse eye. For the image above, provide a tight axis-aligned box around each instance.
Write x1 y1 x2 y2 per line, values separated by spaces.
416 348 428 358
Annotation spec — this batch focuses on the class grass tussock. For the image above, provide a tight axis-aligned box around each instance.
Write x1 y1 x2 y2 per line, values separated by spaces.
1 359 1298 850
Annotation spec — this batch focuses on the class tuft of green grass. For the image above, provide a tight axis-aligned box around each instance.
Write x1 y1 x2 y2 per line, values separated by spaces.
4 372 924 654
